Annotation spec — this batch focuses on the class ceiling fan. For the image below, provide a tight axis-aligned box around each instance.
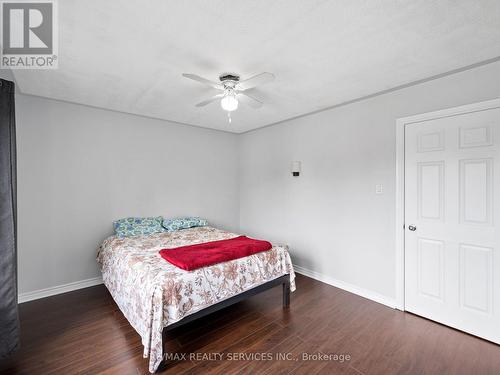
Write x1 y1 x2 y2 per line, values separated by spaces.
182 72 275 123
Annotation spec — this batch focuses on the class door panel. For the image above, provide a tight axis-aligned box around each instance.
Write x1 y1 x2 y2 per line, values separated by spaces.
417 238 444 301
459 243 493 315
459 158 493 225
418 161 444 221
405 107 500 343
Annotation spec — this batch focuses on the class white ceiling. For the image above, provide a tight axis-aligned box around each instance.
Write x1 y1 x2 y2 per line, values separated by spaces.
12 0 500 133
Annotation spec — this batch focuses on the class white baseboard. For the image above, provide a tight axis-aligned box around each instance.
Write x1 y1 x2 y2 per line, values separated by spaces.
18 276 103 304
18 267 396 308
293 264 397 309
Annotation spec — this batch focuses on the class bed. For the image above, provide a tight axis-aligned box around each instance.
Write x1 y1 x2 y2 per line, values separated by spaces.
97 226 296 373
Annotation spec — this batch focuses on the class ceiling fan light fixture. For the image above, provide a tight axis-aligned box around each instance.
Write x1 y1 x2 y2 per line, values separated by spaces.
183 72 274 114
220 91 238 112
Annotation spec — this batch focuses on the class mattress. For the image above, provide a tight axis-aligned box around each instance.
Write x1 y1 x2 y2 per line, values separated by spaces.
97 226 295 373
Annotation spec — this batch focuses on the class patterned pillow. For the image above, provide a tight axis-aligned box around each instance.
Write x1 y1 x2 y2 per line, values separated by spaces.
162 217 208 232
113 217 165 238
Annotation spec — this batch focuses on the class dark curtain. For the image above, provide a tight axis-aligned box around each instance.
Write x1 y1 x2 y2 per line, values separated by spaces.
0 78 19 359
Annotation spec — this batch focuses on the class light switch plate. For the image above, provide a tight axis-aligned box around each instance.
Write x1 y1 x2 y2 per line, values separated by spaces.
375 184 384 194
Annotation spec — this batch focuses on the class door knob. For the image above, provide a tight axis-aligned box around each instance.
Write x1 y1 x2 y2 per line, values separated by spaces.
408 225 417 231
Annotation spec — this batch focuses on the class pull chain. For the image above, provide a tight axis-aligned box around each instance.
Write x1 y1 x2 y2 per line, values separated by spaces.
227 112 232 124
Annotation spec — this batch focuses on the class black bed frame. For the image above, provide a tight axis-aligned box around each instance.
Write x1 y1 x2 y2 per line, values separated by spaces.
159 274 290 368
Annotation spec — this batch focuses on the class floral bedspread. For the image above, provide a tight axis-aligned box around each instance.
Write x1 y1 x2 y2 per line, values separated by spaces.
97 226 296 373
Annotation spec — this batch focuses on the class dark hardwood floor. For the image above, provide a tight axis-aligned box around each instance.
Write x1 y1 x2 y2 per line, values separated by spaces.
1 274 500 375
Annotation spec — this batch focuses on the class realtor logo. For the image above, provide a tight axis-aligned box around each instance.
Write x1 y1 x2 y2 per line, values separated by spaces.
1 0 58 68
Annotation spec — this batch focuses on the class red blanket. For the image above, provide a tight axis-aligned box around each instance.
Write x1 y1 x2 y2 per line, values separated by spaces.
159 236 272 271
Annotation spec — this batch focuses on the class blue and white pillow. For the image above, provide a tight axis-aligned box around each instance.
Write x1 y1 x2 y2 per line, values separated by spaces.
162 217 208 232
113 217 165 238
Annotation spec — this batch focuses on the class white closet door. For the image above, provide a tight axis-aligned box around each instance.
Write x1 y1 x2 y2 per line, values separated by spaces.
405 107 500 343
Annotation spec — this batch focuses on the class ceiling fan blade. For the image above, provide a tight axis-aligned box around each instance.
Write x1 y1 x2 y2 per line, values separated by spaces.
237 72 275 91
237 92 263 109
195 94 224 107
182 73 223 90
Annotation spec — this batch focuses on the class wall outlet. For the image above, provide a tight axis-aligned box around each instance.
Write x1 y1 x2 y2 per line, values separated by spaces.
375 184 384 194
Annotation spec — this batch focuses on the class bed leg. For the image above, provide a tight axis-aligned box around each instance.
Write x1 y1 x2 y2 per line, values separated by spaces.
156 331 167 372
283 278 290 308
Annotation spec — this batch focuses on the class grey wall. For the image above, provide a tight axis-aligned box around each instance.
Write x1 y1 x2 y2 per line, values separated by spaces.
6 60 500 299
15 94 239 294
238 61 500 301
